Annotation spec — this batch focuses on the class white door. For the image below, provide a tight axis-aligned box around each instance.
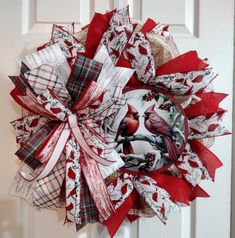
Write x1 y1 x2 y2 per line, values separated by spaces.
0 0 233 238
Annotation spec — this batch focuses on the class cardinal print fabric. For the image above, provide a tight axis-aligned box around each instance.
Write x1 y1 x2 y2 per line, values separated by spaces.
9 6 229 238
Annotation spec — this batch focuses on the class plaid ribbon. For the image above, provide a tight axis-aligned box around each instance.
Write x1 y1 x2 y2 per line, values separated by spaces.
24 64 72 104
20 62 30 75
66 55 103 103
15 122 57 170
33 152 66 208
9 75 34 96
76 173 99 230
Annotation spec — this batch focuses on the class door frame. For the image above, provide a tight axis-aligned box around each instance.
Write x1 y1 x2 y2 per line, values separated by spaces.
230 4 235 237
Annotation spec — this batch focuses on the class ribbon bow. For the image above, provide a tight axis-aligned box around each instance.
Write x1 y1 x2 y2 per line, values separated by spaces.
10 42 134 223
19 93 114 182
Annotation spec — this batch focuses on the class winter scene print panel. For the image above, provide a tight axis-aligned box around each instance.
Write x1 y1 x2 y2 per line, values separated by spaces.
108 87 188 173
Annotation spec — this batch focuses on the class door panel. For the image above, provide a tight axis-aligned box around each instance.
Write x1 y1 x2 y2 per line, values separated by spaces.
0 0 233 238
36 0 81 22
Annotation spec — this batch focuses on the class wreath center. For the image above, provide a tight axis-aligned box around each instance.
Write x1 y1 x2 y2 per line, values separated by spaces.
108 87 188 173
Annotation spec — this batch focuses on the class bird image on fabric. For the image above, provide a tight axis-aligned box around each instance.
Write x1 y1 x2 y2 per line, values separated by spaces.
144 104 180 160
115 104 140 154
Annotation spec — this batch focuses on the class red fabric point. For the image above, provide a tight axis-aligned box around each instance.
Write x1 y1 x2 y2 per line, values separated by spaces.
29 118 39 127
152 192 158 202
141 18 157 34
150 173 191 205
68 167 76 179
156 51 208 76
190 185 209 201
189 140 223 181
85 10 115 59
127 215 139 223
121 184 128 195
10 88 32 112
66 202 74 211
141 180 151 186
50 107 62 114
185 92 228 119
104 191 137 238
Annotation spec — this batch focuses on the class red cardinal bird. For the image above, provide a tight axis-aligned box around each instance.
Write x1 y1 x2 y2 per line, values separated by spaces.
138 44 147 55
111 48 120 58
144 104 180 160
116 104 140 154
127 51 137 61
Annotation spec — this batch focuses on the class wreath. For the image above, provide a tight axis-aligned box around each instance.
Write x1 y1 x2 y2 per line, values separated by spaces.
9 6 229 237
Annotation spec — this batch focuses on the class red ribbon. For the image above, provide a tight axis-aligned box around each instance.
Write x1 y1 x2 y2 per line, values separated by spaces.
104 190 137 238
156 51 208 76
10 87 32 111
141 18 157 34
80 151 115 221
149 173 192 205
116 57 143 87
185 92 228 119
190 185 209 201
85 11 115 59
189 140 223 181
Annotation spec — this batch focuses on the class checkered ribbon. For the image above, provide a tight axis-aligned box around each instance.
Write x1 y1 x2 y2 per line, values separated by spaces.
21 44 71 84
33 152 66 208
76 174 99 230
9 75 34 96
20 62 30 75
24 64 72 105
66 55 103 103
15 122 57 170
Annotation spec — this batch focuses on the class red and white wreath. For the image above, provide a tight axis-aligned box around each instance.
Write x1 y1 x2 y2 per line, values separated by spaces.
9 6 229 237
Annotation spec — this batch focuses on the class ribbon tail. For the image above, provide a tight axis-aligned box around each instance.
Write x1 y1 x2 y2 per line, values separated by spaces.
149 174 191 205
126 215 139 223
65 137 82 223
189 140 223 181
185 92 228 119
156 51 209 76
20 124 70 181
141 18 157 34
190 185 209 201
80 151 115 221
104 191 137 238
134 176 178 224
